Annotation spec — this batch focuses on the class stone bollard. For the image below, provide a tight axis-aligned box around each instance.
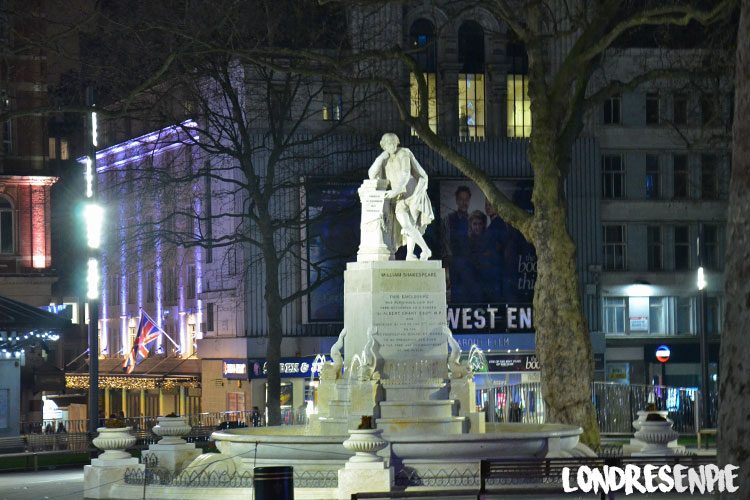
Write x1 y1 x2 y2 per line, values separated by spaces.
337 427 392 500
84 426 143 499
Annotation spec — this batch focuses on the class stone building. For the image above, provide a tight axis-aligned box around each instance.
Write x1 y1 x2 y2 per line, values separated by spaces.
94 4 727 417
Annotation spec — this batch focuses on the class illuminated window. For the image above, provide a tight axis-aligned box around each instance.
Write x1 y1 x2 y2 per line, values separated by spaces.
507 75 530 137
410 73 437 134
409 19 437 134
458 21 485 139
506 39 530 138
0 196 13 254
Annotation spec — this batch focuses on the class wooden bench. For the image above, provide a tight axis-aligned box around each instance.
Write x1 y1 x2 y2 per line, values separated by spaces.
0 436 26 453
479 455 716 499
697 428 717 448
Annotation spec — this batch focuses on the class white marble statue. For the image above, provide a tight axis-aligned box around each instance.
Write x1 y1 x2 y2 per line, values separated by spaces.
367 133 435 260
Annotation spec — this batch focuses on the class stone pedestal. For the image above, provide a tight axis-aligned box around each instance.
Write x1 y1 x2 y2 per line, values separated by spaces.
624 410 683 455
85 427 141 498
84 461 144 499
143 443 202 474
344 260 448 372
338 429 392 500
357 179 393 262
144 416 202 473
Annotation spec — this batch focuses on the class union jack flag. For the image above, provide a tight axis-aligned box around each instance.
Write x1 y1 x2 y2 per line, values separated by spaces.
122 311 164 374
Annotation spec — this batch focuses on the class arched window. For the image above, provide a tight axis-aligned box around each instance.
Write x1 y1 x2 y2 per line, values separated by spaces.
409 19 438 134
458 21 485 139
507 34 531 138
0 196 13 253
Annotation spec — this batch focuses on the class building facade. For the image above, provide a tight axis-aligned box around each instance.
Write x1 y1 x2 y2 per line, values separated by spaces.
94 4 728 417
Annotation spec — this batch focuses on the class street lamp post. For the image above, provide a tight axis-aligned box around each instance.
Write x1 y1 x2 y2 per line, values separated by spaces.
84 87 102 436
697 224 710 428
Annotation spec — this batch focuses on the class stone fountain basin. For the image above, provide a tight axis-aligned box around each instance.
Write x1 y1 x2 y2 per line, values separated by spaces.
211 422 586 463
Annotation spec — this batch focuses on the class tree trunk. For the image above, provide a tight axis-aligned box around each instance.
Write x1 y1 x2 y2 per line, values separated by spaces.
529 135 600 448
718 2 750 496
262 236 284 426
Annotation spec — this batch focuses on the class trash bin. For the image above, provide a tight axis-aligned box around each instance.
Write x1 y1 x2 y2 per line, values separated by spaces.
254 466 294 500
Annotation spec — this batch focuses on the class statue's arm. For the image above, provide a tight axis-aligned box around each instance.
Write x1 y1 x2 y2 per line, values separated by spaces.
368 151 389 179
407 149 429 194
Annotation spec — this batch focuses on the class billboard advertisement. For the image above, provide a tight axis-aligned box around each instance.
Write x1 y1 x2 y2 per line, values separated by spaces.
305 178 536 333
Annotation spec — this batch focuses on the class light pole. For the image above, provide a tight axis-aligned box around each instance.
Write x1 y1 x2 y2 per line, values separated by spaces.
83 87 102 435
696 224 710 428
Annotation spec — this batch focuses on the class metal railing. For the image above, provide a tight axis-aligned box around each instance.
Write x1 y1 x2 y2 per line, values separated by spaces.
14 408 310 453
479 381 711 435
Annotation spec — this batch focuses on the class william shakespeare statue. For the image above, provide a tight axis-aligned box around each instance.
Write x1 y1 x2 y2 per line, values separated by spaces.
366 133 435 260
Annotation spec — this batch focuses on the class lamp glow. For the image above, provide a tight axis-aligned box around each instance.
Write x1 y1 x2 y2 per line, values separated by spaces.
697 266 706 291
84 203 104 249
81 157 94 198
91 112 98 147
87 258 99 299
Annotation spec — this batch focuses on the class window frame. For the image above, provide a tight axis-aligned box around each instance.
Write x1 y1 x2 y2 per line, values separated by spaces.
603 224 626 271
603 95 621 125
645 154 660 199
602 154 625 199
674 225 691 271
647 225 663 271
0 196 14 254
673 154 689 199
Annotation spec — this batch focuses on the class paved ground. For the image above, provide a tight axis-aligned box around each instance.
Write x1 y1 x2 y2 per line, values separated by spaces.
0 467 727 499
0 469 86 499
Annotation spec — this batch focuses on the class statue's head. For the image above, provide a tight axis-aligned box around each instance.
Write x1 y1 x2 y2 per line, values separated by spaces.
379 133 399 154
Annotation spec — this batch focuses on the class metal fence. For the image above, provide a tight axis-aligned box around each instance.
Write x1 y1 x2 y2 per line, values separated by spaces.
479 381 712 435
14 408 309 453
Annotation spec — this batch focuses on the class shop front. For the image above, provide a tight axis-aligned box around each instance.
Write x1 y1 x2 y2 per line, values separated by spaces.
471 352 541 423
246 354 332 424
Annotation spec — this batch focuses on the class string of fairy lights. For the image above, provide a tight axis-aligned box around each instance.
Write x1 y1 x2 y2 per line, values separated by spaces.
65 374 199 391
0 331 60 359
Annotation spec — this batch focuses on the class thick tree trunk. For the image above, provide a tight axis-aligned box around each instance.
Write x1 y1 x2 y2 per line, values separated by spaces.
529 136 599 448
262 236 284 426
718 2 750 496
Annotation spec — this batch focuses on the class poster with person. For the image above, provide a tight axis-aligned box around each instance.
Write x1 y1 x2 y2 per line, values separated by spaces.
304 177 536 329
438 179 536 307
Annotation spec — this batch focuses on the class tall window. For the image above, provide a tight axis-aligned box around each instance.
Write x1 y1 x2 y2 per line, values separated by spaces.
701 154 718 199
645 154 660 199
409 19 437 134
646 93 660 125
673 94 688 125
458 21 485 139
603 95 621 124
602 154 624 199
674 225 690 271
703 224 719 270
603 224 626 271
649 297 667 333
647 226 663 271
506 40 530 137
673 154 689 199
602 297 626 333
321 87 342 122
676 297 693 334
0 197 13 254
